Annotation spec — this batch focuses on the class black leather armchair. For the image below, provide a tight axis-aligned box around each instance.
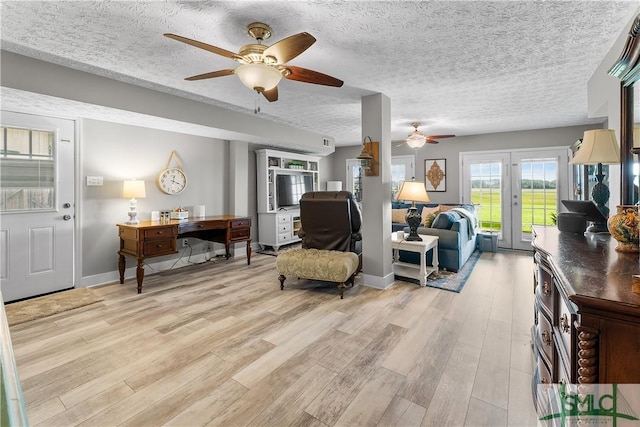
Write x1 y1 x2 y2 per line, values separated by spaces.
298 191 362 270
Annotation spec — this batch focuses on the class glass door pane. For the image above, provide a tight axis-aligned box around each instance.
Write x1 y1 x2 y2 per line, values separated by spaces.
470 160 504 234
519 158 558 242
391 155 414 199
0 126 55 212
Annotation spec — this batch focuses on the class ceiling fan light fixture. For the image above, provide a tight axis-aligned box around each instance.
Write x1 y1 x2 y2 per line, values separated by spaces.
235 63 282 92
406 135 426 149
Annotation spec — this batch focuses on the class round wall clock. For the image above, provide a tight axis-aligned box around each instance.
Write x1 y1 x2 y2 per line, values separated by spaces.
158 151 187 195
158 167 187 194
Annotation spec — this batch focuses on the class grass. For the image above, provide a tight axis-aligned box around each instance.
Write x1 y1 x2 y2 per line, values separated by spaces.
471 188 557 232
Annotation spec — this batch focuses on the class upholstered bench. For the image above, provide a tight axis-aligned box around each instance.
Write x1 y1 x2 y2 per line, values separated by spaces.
276 248 359 299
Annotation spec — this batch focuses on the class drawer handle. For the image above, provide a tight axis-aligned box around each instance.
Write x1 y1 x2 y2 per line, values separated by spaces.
560 314 570 334
157 231 163 235
156 244 164 248
541 330 552 346
542 281 551 296
198 225 204 228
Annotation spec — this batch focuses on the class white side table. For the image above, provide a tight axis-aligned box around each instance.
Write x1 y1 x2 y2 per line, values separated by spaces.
391 232 439 286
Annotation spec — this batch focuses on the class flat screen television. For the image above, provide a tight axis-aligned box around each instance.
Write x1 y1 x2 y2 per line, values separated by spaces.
276 174 313 207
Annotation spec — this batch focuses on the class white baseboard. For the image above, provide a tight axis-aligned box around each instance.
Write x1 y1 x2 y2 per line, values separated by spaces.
80 248 246 288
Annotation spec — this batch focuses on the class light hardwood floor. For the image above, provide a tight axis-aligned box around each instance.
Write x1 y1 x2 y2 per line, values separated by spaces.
9 249 539 426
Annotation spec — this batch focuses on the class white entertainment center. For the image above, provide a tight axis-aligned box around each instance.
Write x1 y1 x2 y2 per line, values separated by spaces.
256 149 320 250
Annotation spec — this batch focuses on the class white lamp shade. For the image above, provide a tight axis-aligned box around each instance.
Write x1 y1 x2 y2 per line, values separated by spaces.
570 129 620 165
406 137 425 149
396 181 431 203
123 180 146 199
235 64 282 91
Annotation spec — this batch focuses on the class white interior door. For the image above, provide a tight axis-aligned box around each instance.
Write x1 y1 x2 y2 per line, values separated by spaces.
1 111 75 302
391 155 415 199
346 159 363 203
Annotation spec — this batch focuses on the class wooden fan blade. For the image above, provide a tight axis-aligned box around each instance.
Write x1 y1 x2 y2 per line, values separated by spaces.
426 134 455 139
263 32 316 64
185 69 235 81
284 66 343 87
164 33 241 60
426 139 440 144
262 86 278 102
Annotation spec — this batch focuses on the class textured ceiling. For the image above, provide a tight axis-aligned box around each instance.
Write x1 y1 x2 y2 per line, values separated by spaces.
1 1 639 147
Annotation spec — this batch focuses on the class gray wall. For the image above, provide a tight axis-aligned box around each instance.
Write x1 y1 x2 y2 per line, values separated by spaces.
80 119 332 285
329 124 600 203
81 118 230 280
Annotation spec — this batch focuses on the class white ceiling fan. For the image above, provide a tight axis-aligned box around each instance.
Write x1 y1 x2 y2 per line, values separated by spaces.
393 122 455 148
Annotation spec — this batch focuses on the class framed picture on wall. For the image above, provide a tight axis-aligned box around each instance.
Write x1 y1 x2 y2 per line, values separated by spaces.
425 159 446 192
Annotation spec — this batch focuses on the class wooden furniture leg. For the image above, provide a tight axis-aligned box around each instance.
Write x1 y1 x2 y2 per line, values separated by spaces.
118 254 126 284
246 239 252 265
136 259 145 294
278 274 286 290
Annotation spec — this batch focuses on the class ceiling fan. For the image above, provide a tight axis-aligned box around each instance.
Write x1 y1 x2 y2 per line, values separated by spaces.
164 22 343 103
393 123 455 148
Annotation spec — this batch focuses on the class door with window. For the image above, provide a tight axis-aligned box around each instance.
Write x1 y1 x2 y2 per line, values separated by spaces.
1 111 75 302
391 155 414 199
347 155 414 202
462 148 569 251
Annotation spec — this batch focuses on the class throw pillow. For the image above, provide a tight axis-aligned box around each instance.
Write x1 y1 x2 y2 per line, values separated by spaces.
392 208 408 223
432 211 460 229
420 205 440 224
438 204 460 212
423 211 439 228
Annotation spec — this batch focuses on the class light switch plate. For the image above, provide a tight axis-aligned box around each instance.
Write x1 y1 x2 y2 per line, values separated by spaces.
86 176 103 186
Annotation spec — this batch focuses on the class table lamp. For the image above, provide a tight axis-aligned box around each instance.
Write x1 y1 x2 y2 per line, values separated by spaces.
570 129 620 233
396 180 431 241
123 179 146 224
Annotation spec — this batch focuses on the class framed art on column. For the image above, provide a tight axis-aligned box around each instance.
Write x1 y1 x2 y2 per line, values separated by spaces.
425 159 446 192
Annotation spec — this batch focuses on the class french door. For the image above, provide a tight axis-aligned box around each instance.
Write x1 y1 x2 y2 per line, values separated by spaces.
462 148 570 250
0 111 76 302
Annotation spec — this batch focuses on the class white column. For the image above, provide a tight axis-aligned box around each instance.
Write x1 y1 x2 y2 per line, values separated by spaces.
229 140 249 216
360 93 394 289
229 140 249 257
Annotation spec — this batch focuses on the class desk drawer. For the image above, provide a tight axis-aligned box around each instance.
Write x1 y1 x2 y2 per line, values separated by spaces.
144 226 176 239
230 228 250 241
144 239 176 256
179 221 218 233
231 218 251 228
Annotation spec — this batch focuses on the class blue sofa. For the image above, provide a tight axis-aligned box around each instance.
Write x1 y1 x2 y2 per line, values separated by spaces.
392 203 479 272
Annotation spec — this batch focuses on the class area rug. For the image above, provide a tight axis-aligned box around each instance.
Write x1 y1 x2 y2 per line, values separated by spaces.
396 250 482 293
257 243 302 257
5 287 104 326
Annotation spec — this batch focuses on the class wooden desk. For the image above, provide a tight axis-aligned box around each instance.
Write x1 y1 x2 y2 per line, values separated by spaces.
117 215 251 293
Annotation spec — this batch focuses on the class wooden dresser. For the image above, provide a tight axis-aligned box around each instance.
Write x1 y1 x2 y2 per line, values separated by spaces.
531 226 640 406
117 215 251 293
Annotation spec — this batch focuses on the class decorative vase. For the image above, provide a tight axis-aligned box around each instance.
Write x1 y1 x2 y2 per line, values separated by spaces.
607 205 640 252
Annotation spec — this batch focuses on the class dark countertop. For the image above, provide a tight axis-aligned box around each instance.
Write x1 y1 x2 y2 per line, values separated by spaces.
532 226 640 317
